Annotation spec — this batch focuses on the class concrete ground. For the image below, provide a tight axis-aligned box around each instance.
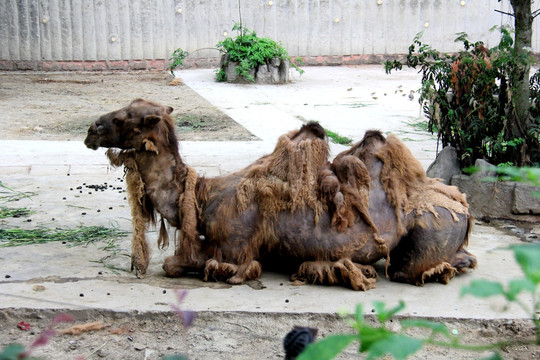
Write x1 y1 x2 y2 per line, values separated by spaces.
0 66 537 358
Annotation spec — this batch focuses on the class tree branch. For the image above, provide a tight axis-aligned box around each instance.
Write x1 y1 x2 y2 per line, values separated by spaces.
495 9 515 17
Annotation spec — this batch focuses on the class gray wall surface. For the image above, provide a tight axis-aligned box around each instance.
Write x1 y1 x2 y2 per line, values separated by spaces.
0 0 536 63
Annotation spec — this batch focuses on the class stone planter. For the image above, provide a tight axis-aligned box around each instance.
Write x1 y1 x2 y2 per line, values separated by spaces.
219 54 290 84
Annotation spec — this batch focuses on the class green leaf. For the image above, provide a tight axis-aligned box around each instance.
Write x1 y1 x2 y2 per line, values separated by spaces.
366 334 423 360
0 344 26 360
400 319 450 338
461 280 505 298
354 303 363 322
297 335 356 360
511 244 540 284
506 278 536 300
358 326 393 352
373 300 405 323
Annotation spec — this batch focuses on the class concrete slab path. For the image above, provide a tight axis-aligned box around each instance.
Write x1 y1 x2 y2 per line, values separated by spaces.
0 66 533 326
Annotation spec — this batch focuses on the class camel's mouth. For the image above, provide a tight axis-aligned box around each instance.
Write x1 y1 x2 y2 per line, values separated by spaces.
84 138 100 150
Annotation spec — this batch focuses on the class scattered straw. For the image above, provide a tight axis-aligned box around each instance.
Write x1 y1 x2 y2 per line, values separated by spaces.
0 225 128 248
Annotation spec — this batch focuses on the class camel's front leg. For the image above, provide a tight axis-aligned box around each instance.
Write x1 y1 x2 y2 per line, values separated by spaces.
291 258 377 291
129 199 150 277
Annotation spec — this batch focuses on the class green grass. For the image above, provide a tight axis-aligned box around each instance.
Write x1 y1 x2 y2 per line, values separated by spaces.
0 225 128 248
326 130 353 145
0 206 32 219
0 181 36 202
407 119 439 133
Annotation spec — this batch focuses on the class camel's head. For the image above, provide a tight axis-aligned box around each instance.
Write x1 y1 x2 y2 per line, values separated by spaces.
84 98 174 150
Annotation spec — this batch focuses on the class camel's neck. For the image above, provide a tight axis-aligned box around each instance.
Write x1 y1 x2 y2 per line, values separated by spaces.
133 145 188 228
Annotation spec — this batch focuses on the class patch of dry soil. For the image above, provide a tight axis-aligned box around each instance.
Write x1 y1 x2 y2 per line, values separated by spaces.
0 71 257 141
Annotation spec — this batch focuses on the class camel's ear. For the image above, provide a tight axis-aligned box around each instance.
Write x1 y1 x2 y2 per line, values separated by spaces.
165 106 173 114
143 115 162 127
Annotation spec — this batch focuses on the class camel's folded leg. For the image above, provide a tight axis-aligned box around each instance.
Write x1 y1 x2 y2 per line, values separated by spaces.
203 259 262 285
162 255 204 278
388 210 475 286
291 259 377 291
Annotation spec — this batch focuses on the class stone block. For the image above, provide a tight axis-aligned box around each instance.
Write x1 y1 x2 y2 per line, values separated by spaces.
426 146 460 184
472 159 497 180
256 64 272 84
512 183 540 214
451 174 540 222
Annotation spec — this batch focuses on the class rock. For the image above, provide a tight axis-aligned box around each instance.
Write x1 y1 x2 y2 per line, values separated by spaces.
472 159 497 180
426 146 460 184
451 175 540 221
512 183 540 214
256 64 272 84
133 342 146 351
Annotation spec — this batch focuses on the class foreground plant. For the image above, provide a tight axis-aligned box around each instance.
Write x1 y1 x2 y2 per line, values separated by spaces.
0 314 74 360
298 244 540 359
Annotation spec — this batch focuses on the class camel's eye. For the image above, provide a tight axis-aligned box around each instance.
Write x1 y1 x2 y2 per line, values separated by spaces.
97 125 105 134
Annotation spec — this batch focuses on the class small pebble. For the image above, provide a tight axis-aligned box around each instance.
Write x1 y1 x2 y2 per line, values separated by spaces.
81 212 86 215
109 207 113 210
62 197 66 200
98 271 103 275
163 290 167 294
5 275 11 279
97 209 101 212
107 292 110 296
285 299 289 303
26 219 32 222
79 293 84 297
70 188 73 191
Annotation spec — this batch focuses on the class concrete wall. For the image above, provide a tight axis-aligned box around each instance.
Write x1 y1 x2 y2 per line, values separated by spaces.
0 0 535 70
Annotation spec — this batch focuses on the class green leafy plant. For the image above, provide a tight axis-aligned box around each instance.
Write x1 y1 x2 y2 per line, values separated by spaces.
168 48 189 75
385 27 539 168
216 22 302 82
298 244 540 359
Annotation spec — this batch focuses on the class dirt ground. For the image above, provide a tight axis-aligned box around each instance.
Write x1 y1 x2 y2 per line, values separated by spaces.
1 71 538 359
0 71 257 142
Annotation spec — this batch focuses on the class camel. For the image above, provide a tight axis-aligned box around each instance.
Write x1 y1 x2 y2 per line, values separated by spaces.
84 99 477 290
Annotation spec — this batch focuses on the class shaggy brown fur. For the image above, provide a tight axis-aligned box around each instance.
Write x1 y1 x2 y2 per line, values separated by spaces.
85 99 477 290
